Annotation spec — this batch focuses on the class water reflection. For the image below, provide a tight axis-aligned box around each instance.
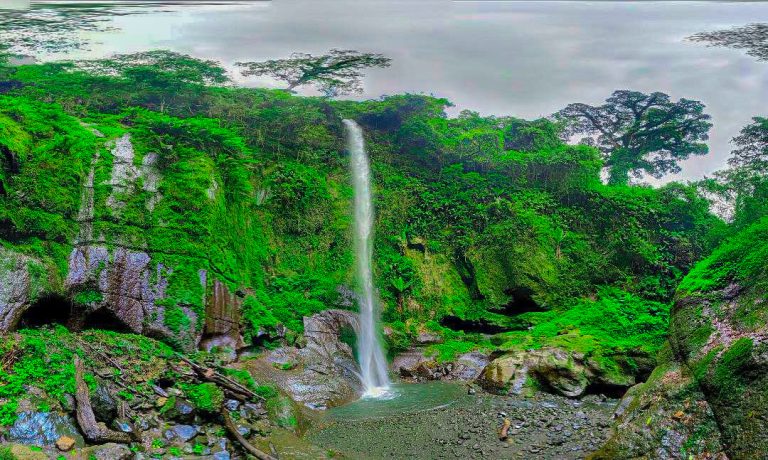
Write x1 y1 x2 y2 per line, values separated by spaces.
690 23 768 63
0 1 253 53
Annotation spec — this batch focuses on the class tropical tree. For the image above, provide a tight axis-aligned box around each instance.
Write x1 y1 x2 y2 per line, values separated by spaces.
78 50 229 112
237 49 390 96
706 117 768 228
556 90 712 185
729 117 768 171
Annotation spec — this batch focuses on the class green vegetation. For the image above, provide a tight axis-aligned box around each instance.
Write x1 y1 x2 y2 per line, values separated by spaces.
0 49 740 395
185 382 225 413
498 287 669 357
0 326 174 426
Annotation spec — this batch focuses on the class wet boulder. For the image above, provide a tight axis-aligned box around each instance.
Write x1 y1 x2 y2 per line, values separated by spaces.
7 412 84 448
392 350 489 382
478 347 643 398
243 310 363 410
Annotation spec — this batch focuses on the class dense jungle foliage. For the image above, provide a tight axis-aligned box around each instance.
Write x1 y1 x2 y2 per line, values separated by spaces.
1 49 759 374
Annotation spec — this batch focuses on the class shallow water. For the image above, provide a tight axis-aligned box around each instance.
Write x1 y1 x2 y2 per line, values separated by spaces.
324 382 468 422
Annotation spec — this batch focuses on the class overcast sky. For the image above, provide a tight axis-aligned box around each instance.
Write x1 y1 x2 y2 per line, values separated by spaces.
23 0 768 182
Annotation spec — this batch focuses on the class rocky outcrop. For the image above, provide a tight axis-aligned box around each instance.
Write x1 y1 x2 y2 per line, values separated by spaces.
65 133 201 349
667 283 768 458
0 248 51 332
201 279 244 352
244 310 363 410
597 219 768 459
478 347 653 398
392 349 489 382
592 349 725 459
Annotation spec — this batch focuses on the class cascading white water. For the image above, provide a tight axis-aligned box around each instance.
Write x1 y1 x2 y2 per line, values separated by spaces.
344 119 391 398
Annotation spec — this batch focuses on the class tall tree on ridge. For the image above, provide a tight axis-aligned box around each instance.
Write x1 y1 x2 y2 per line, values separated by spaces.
237 49 391 97
557 90 712 185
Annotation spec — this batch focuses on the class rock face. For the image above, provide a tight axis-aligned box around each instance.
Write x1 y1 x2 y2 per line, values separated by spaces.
245 309 363 410
668 283 768 459
64 134 201 350
0 127 248 353
597 220 768 459
0 247 50 331
592 354 725 459
477 347 652 398
392 349 489 382
201 278 244 352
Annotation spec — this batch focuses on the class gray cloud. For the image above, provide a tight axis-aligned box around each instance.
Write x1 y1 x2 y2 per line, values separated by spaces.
55 1 768 182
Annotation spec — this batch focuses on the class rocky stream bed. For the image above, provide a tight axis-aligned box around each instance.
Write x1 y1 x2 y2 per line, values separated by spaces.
307 382 617 460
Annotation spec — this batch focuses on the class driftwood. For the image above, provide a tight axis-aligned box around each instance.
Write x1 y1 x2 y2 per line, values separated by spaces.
73 356 132 444
221 408 278 460
499 418 511 441
178 354 264 401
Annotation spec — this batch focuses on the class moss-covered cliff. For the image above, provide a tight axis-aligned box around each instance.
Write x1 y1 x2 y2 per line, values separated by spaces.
0 54 722 373
596 216 768 459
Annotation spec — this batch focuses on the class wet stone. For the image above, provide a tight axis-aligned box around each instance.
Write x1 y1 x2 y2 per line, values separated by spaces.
8 412 83 447
224 399 240 411
165 424 198 442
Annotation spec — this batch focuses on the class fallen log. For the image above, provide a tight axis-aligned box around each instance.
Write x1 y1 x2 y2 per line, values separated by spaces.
73 356 132 444
178 354 264 401
221 408 278 460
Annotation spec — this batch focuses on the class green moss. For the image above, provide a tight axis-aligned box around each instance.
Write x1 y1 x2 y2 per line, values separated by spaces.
713 337 753 391
73 290 103 306
0 326 174 426
0 446 15 460
185 382 225 413
425 340 478 363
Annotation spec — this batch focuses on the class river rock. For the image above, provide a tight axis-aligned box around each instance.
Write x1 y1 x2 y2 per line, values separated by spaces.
164 398 196 423
392 350 490 382
8 412 84 447
55 435 75 451
165 424 198 442
80 442 132 460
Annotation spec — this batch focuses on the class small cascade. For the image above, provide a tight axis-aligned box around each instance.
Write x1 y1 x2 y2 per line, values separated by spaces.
343 119 391 397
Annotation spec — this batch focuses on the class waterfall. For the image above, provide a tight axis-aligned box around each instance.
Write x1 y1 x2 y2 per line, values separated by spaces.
344 119 391 397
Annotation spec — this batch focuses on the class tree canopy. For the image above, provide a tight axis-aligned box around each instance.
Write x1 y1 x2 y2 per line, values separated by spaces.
78 50 230 86
237 49 391 96
704 117 768 229
730 117 768 172
557 90 712 185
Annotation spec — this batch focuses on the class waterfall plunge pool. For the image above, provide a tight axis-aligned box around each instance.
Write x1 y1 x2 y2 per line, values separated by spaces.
325 381 468 422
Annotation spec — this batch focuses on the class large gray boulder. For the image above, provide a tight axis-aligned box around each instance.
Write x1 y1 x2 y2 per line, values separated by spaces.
245 309 364 410
478 347 651 398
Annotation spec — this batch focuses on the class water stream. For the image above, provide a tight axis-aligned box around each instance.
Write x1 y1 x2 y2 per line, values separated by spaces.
344 119 391 397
